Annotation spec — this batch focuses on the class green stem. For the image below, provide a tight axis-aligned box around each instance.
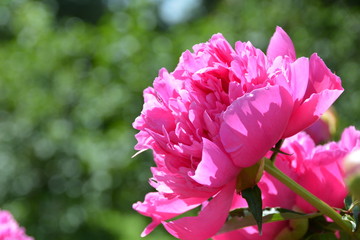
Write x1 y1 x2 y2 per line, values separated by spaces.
270 139 284 162
264 158 353 235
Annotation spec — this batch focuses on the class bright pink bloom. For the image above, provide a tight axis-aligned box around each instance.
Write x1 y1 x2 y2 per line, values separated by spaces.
277 132 347 212
214 127 359 239
0 210 33 240
133 27 342 240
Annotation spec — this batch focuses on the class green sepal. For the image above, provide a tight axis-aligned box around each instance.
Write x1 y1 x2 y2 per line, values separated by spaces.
218 207 321 235
236 158 264 192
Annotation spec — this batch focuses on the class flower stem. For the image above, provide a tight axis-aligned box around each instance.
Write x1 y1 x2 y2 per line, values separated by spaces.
264 158 353 235
270 139 284 162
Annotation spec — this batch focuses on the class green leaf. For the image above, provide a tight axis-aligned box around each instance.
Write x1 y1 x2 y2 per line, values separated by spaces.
241 185 263 234
218 207 321 235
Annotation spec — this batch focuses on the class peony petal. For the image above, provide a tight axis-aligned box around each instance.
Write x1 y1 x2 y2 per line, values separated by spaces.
304 53 343 100
214 221 287 240
197 33 235 64
266 26 296 61
296 166 347 213
190 138 240 188
339 126 360 151
283 53 343 138
153 68 183 104
288 57 309 104
282 88 343 138
220 85 293 167
133 192 205 236
163 181 235 240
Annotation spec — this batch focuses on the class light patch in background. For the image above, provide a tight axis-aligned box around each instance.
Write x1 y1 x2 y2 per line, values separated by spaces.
159 0 202 25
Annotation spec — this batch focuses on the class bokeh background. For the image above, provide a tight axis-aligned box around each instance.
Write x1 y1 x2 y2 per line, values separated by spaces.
1 0 360 239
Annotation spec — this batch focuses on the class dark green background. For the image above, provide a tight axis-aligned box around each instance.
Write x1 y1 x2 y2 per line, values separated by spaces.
0 0 359 239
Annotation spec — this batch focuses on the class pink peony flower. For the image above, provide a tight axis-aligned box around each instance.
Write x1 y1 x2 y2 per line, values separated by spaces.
214 127 360 239
133 26 343 240
0 210 33 240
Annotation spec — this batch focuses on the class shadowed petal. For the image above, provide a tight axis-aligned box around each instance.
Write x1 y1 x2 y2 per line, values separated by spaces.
296 165 347 212
220 85 293 167
190 138 240 188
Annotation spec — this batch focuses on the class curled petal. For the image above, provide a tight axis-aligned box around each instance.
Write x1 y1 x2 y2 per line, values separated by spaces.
305 53 343 99
283 89 343 138
283 54 343 138
267 26 296 61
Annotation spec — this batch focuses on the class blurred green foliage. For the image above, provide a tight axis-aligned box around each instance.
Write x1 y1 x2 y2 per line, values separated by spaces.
0 0 359 239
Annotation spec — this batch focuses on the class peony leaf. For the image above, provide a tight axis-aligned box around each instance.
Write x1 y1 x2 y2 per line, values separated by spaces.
240 185 263 234
217 207 322 235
